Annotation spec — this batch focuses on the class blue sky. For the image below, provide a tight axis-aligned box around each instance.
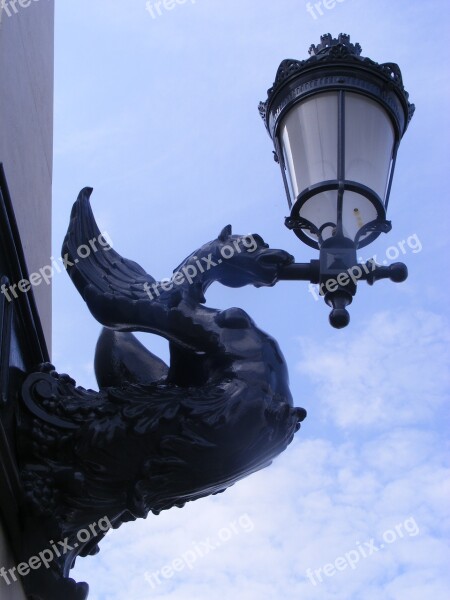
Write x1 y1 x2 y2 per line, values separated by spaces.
51 1 450 598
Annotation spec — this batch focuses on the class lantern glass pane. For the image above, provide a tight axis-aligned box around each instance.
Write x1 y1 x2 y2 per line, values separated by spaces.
280 92 338 199
345 92 395 200
299 190 378 244
341 190 378 242
299 190 337 242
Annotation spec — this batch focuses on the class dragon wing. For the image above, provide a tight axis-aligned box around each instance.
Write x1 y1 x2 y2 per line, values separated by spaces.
62 187 158 331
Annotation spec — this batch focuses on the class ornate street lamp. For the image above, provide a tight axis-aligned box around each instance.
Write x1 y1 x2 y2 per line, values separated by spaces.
259 33 415 327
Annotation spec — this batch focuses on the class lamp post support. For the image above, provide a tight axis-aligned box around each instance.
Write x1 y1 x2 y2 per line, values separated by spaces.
278 257 408 327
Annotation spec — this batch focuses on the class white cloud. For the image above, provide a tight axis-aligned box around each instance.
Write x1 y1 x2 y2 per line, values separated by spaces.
296 310 450 430
72 426 450 599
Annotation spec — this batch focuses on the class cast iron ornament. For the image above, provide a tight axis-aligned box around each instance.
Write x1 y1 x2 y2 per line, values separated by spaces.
258 32 415 133
17 188 306 599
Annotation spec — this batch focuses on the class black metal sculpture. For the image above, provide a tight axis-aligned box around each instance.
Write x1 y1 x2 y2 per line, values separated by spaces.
15 188 306 599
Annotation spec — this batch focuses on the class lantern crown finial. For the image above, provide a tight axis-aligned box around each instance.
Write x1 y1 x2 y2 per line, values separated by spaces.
308 33 362 57
258 33 415 133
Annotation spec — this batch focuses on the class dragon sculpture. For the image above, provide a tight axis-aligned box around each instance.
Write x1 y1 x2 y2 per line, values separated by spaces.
17 188 306 599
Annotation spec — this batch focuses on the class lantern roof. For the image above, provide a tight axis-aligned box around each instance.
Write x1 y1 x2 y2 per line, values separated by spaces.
258 33 415 135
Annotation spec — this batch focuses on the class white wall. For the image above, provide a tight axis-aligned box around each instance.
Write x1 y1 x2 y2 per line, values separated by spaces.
0 0 54 352
0 2 54 597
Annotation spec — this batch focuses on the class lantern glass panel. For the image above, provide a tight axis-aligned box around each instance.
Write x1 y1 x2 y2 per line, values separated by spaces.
345 92 395 199
299 190 337 242
299 189 379 243
280 92 338 199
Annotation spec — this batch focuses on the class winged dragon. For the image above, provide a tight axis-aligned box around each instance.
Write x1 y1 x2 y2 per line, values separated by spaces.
17 188 306 599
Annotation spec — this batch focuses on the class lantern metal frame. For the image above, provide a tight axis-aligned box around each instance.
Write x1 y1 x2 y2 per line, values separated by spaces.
259 34 415 327
259 33 414 250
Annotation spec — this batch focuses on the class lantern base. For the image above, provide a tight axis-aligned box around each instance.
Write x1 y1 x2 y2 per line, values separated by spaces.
324 290 352 329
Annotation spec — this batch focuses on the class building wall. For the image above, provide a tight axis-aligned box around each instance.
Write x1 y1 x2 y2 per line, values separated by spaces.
0 2 54 598
0 0 54 352
0 521 26 599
